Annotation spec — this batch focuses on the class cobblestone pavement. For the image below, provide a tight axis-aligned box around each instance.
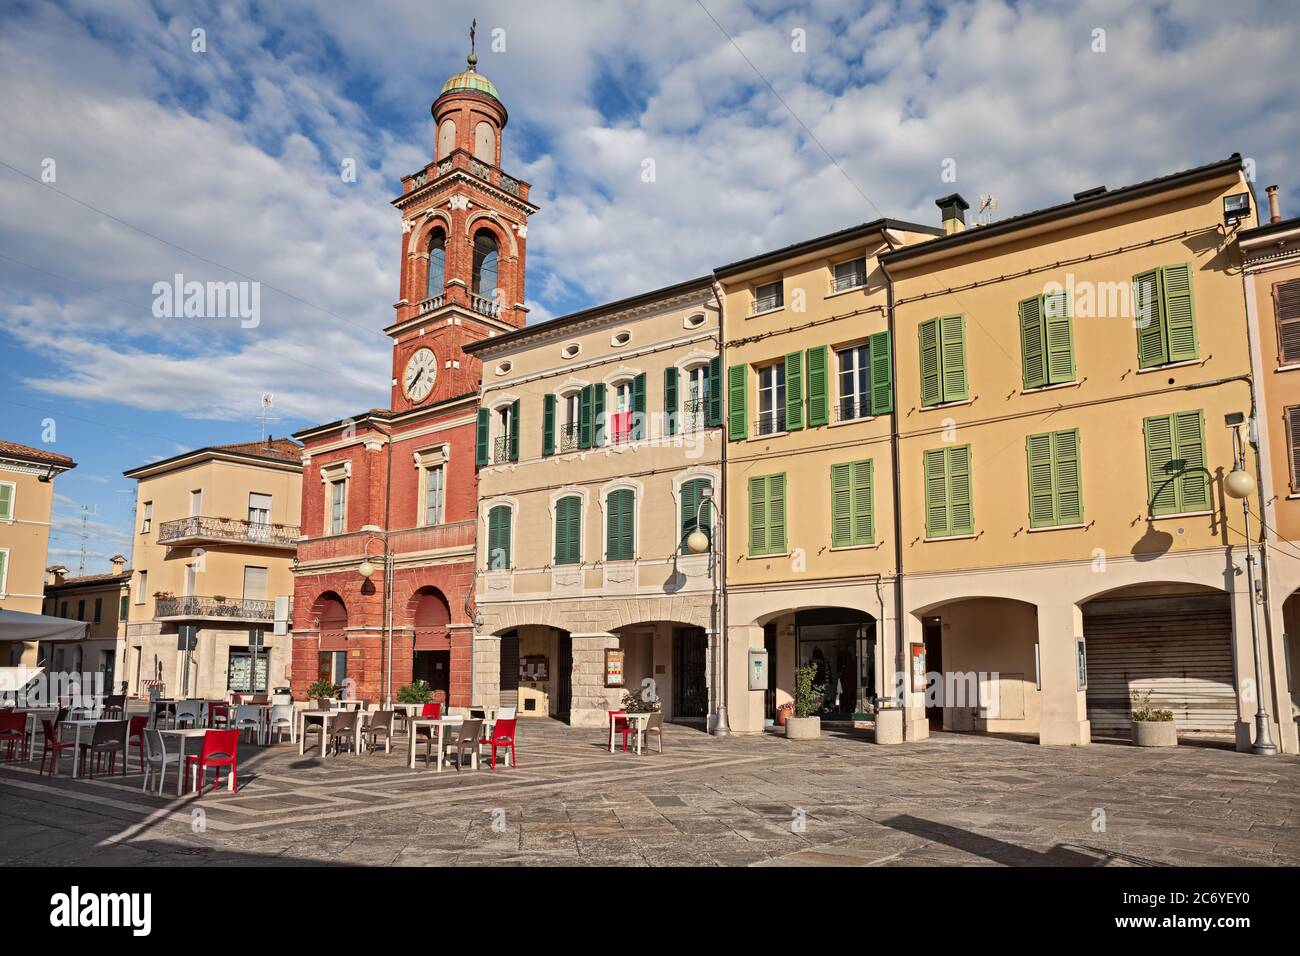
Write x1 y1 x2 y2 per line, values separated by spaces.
1 720 1296 867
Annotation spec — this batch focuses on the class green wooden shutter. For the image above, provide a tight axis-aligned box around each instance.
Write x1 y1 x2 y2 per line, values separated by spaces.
592 383 606 447
632 373 647 440
555 496 582 565
784 351 804 430
767 474 787 552
1173 410 1209 511
1026 432 1057 527
664 366 678 437
475 408 490 466
1161 264 1198 362
853 459 874 544
542 394 556 457
939 314 968 401
1053 428 1083 524
488 505 511 569
748 476 766 552
868 331 893 415
923 448 948 536
919 319 941 407
1020 295 1047 389
805 345 828 426
1143 414 1178 515
947 444 973 535
606 489 634 560
1134 268 1166 368
830 463 852 547
680 478 700 551
508 399 520 461
727 364 748 441
0 482 12 521
1043 291 1075 383
578 385 593 449
706 357 723 427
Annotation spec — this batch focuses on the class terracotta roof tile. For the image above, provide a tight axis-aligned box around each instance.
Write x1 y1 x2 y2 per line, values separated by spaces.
0 440 76 468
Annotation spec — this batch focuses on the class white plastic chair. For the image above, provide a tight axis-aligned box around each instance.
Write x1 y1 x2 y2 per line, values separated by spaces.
174 700 203 729
270 692 293 707
497 706 517 720
142 728 179 795
232 705 264 745
267 704 295 744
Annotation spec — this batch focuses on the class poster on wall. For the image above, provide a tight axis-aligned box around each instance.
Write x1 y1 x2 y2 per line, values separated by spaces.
519 655 549 682
1075 637 1087 690
604 648 625 688
747 648 768 691
910 643 927 693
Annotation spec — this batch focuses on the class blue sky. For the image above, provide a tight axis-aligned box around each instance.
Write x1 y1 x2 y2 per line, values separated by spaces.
2 0 1297 573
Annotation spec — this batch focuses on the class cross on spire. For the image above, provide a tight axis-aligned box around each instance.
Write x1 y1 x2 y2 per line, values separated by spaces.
467 18 477 70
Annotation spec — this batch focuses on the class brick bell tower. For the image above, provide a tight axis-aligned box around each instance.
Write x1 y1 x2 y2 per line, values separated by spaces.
387 38 537 412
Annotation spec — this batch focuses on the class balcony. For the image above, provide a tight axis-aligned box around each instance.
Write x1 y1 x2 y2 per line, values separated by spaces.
559 422 581 453
681 398 707 433
470 293 501 318
405 150 531 203
751 293 783 316
492 435 512 464
154 595 274 623
157 515 299 550
835 397 870 422
416 293 445 315
830 271 867 294
294 521 477 566
755 409 787 436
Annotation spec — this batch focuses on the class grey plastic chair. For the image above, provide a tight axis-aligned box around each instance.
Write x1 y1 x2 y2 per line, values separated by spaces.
330 711 359 755
643 712 665 754
432 718 482 771
364 711 395 755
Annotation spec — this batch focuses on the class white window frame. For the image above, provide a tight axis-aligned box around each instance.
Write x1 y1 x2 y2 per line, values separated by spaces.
611 379 635 445
753 279 784 315
831 256 868 293
836 342 872 422
329 478 347 535
135 569 147 605
0 481 15 522
189 489 203 517
141 501 153 534
757 361 786 433
248 492 272 525
0 547 9 596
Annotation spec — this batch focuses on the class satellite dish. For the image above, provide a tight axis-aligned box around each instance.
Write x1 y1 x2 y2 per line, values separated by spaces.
261 392 274 407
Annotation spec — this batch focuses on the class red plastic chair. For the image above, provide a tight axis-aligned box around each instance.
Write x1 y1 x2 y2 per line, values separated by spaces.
479 718 517 769
127 715 149 772
186 729 239 796
207 702 230 729
608 709 634 753
420 702 442 718
0 711 28 761
38 719 74 776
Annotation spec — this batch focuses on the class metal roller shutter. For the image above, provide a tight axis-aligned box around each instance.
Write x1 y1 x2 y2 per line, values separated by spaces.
1083 593 1236 735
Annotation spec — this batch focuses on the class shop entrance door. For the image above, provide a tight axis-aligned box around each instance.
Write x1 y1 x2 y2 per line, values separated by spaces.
795 609 875 719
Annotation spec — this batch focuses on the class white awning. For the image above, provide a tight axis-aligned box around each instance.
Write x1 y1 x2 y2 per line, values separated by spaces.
0 608 87 642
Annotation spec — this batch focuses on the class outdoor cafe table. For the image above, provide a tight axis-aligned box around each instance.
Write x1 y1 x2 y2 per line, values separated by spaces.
406 716 464 771
4 707 56 760
297 708 365 758
158 728 216 796
608 712 654 755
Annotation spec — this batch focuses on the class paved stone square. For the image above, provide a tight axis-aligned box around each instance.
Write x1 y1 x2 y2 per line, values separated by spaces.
1 720 1296 867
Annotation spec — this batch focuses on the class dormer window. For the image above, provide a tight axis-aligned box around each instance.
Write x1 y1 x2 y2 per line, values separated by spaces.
752 279 783 315
831 257 867 293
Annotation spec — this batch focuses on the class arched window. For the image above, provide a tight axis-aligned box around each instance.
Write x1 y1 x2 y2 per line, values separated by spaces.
426 230 446 299
437 119 456 160
472 230 499 298
554 495 582 566
487 505 512 570
474 121 495 161
679 478 713 553
605 489 635 561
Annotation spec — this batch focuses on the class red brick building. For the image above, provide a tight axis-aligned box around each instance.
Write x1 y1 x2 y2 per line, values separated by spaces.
290 53 535 706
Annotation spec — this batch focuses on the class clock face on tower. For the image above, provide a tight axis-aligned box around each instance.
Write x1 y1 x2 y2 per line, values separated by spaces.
403 347 437 402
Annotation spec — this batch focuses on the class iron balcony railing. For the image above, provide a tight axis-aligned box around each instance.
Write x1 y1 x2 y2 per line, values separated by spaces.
154 595 274 621
681 398 707 433
157 515 299 548
754 409 787 436
835 396 869 422
559 422 581 453
492 435 512 464
830 270 867 293
751 293 783 315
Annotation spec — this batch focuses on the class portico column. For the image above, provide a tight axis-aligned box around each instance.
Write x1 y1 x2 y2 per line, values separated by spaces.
1229 584 1286 754
473 632 501 709
1037 602 1090 746
568 632 622 728
900 614 930 741
723 624 765 735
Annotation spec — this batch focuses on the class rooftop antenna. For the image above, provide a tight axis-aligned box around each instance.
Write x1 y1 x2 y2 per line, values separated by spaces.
977 194 1000 226
76 504 97 575
258 392 280 441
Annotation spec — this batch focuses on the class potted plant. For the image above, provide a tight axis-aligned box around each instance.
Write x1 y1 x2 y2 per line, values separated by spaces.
785 663 825 739
621 689 661 714
396 680 432 704
306 679 339 702
1130 690 1177 747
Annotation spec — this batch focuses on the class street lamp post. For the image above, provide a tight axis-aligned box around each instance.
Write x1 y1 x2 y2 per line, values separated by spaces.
686 486 729 736
1223 417 1277 756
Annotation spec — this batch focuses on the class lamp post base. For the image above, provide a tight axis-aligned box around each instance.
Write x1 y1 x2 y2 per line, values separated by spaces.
1252 713 1278 756
711 705 731 737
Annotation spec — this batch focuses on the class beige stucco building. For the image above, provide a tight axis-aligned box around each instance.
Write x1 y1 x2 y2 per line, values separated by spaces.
122 439 302 699
42 556 131 688
1240 191 1300 741
465 277 724 727
0 440 76 665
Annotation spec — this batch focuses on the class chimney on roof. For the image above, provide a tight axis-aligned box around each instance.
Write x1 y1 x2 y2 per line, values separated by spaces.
1266 185 1281 223
936 193 969 235
47 565 67 586
110 554 127 575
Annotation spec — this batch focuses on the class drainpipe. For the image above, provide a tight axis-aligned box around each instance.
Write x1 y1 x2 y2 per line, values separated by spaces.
710 280 730 736
383 424 394 708
877 253 909 728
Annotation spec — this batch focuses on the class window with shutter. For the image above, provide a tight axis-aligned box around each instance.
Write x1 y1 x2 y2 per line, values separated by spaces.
869 331 893 415
1275 280 1300 365
664 366 678 437
0 481 13 522
784 352 804 430
706 357 723 427
748 474 787 555
475 408 490 466
923 445 973 538
579 385 594 449
1288 406 1300 492
487 505 512 569
831 460 874 547
606 489 635 561
1143 410 1208 515
542 394 556 457
554 496 582 565
919 316 967 406
1025 428 1083 528
679 478 712 552
1135 263 1199 368
1020 293 1077 389
0 550 8 596
806 345 829 426
631 372 647 440
508 398 521 461
727 364 748 441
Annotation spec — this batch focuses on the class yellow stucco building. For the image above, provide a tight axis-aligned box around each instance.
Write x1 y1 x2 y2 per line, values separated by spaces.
42 556 132 688
0 440 76 666
465 277 724 727
122 438 302 699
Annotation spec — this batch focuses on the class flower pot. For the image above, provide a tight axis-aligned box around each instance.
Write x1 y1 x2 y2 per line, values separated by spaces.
1131 720 1177 747
784 716 821 740
775 703 793 727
